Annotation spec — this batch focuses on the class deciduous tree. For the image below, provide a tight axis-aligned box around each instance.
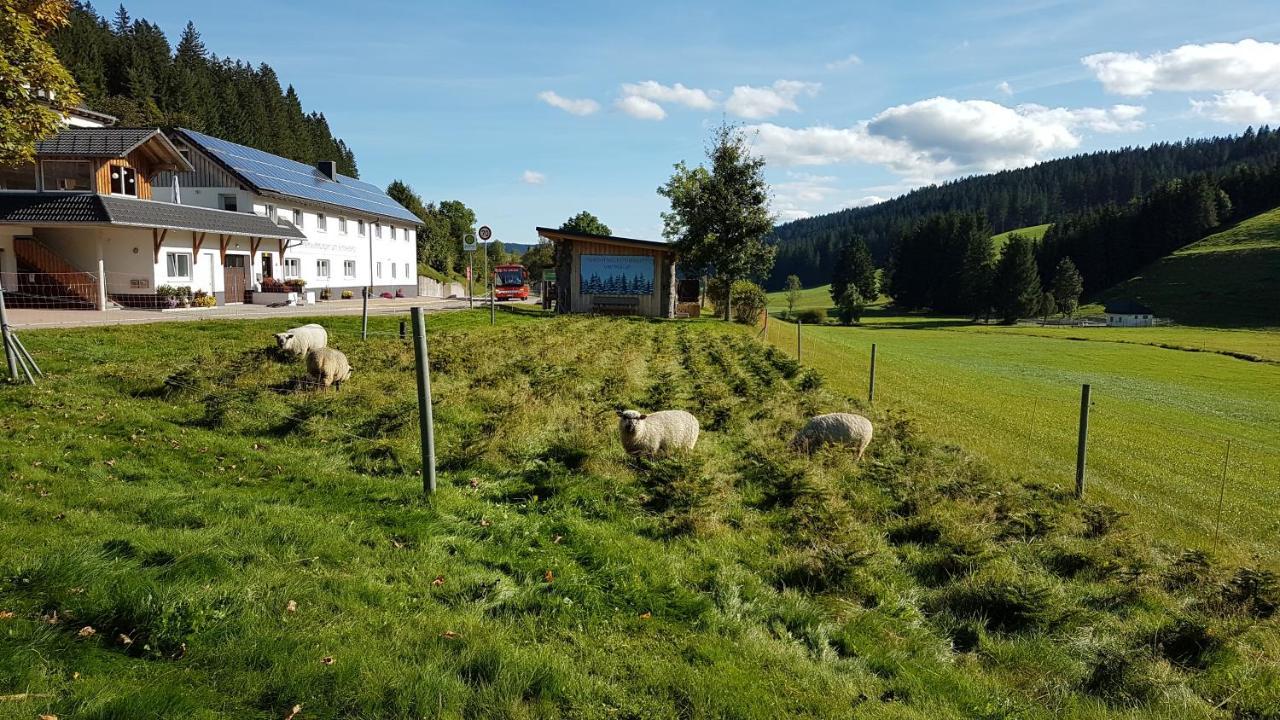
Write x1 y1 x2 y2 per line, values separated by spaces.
784 275 802 319
0 0 82 166
559 211 611 237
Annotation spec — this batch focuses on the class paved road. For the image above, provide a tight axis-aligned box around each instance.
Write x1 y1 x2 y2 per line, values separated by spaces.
4 295 495 329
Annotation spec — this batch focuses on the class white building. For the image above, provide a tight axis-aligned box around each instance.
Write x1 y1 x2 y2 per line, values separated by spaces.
0 124 418 309
1104 299 1156 327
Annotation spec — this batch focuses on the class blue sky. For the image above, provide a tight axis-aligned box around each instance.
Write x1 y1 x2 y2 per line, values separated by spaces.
118 0 1280 243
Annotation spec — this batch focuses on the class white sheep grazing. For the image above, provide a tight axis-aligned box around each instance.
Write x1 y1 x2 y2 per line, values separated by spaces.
275 323 328 358
792 412 874 460
305 347 352 390
617 409 700 458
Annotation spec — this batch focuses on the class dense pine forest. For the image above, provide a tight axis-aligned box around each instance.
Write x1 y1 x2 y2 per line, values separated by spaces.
50 3 359 177
769 127 1280 289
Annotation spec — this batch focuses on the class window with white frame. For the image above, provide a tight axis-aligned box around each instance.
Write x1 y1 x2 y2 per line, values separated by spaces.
338 217 347 234
317 213 327 232
283 257 301 279
343 260 356 278
110 166 138 196
375 224 383 239
376 262 382 279
292 209 303 227
165 252 192 279
358 219 366 236
316 259 330 278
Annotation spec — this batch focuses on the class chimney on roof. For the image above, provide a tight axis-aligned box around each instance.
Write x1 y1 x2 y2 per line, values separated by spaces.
316 160 338 181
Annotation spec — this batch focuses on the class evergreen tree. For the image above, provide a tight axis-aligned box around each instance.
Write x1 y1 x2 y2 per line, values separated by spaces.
830 236 876 306
1049 257 1084 318
958 230 995 320
991 235 1042 324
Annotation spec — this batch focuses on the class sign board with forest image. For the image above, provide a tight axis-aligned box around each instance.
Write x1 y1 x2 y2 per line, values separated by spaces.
580 255 655 295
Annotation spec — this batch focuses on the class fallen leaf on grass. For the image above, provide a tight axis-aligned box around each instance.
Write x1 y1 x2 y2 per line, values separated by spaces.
285 600 298 613
0 692 52 701
639 612 652 620
77 625 95 638
469 477 480 489
43 610 59 625
431 575 445 587
39 714 58 720
478 518 490 527
103 459 115 467
52 513 65 521
284 704 303 720
117 633 132 646
544 570 554 584
441 630 461 640
320 656 335 666
552 534 563 544
0 611 14 620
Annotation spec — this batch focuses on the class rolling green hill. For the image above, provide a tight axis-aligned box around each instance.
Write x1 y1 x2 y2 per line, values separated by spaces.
1103 206 1280 327
992 223 1051 251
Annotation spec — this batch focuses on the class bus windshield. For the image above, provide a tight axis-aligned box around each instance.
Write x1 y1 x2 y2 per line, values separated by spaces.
496 270 525 286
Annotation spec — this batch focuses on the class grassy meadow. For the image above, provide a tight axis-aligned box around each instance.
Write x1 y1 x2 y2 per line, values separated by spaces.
1101 206 1280 327
763 287 1280 565
2 311 1276 718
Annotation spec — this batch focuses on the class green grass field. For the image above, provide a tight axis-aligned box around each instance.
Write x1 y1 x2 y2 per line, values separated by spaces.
991 223 1051 251
1102 206 1280 327
760 310 1280 564
2 312 1275 718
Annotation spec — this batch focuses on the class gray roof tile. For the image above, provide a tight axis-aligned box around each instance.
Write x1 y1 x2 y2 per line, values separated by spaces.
36 128 162 156
0 193 306 241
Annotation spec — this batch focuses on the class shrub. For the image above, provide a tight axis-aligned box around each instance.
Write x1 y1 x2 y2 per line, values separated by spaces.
795 308 826 324
730 280 767 324
191 290 216 308
836 287 866 325
380 291 394 299
260 277 285 293
284 278 306 290
341 290 354 299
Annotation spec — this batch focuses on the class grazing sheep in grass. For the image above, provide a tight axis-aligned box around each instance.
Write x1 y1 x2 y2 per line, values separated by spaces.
617 409 700 457
306 347 352 390
275 323 327 358
792 412 873 460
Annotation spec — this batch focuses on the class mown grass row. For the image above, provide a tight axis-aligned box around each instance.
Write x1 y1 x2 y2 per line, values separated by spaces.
0 312 1275 719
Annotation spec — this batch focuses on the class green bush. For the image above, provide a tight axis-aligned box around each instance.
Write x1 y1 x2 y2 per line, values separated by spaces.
794 308 826 324
836 287 866 325
341 289 354 299
730 280 767 324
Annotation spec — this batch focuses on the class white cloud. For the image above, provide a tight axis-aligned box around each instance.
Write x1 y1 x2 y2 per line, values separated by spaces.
826 53 863 70
747 97 1146 179
726 80 821 119
996 80 1013 95
1191 89 1280 124
1083 39 1280 96
537 90 600 116
521 170 546 185
619 81 716 110
846 195 887 208
615 95 667 120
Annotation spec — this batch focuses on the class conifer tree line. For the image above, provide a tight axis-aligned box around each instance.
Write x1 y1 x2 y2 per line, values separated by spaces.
881 153 1280 321
769 126 1280 289
49 3 359 177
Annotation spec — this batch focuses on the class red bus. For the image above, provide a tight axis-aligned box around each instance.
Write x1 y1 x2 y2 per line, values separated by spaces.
493 263 530 301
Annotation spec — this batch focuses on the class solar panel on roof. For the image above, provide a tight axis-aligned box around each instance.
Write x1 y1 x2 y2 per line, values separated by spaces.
178 129 420 223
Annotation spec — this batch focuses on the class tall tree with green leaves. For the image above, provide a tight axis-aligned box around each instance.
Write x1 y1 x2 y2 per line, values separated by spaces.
658 123 775 320
559 211 611 236
0 0 83 166
784 275 802 318
1050 257 1084 318
991 234 1043 324
830 236 877 307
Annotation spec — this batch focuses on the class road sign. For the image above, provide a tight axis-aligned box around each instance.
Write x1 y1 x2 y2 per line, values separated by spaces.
463 234 476 252
542 269 556 282
477 225 492 241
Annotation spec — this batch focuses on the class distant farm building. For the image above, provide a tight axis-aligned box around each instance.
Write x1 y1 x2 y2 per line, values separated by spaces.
535 227 677 318
1104 299 1156 327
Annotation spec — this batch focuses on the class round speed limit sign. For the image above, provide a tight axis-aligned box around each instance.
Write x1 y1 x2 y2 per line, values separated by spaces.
477 225 492 241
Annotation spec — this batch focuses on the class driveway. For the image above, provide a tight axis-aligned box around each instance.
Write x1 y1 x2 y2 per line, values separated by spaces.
4 295 488 329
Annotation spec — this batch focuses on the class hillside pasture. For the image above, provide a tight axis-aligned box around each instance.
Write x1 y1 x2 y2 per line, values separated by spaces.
1 312 1276 718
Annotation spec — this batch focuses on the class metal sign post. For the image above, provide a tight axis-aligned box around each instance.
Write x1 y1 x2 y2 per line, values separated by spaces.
463 234 477 308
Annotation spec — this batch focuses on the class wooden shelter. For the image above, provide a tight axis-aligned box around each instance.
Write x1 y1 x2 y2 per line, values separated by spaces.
535 227 677 318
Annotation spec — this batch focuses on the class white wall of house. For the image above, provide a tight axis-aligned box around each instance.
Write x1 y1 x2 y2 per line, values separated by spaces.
0 227 28 289
1106 313 1154 327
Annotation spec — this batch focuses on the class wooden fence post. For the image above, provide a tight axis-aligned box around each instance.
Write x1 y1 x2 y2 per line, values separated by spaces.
1075 384 1091 498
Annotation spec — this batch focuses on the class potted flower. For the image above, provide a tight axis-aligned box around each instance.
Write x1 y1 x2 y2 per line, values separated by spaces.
341 290 354 299
284 278 306 292
156 284 180 309
320 287 331 301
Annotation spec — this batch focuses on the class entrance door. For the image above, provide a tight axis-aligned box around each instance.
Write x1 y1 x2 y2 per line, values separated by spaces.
224 254 248 304
261 253 273 283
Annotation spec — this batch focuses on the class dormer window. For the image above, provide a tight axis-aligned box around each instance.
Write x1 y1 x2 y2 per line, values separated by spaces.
41 160 92 192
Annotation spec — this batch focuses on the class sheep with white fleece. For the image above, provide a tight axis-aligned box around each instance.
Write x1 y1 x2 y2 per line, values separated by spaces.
616 409 700 457
305 347 352 390
792 412 874 460
275 323 327 358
